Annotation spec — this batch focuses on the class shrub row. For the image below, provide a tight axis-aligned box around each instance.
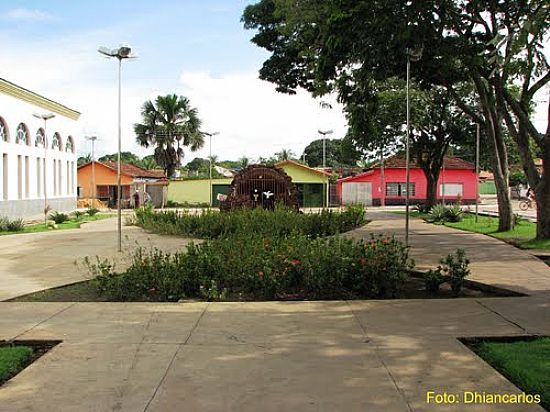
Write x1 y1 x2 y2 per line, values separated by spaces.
90 234 413 301
0 216 24 232
134 205 367 239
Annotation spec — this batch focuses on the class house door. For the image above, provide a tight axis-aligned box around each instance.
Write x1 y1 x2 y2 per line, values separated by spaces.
342 182 372 206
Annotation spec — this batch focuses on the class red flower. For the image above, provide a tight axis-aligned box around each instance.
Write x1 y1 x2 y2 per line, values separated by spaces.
290 259 300 266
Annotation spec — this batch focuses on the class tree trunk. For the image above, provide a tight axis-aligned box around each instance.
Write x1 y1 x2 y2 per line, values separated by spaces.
535 105 550 239
473 74 513 231
423 168 440 209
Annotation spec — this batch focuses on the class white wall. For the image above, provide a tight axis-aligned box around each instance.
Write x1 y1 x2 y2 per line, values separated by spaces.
0 92 78 218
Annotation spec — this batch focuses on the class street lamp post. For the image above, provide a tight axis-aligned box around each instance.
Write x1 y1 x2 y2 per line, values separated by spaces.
318 129 333 208
204 131 219 208
33 112 55 226
405 47 422 247
98 45 136 252
85 136 98 208
475 123 480 223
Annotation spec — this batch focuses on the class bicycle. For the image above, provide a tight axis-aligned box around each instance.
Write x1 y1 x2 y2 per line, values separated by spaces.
519 198 534 211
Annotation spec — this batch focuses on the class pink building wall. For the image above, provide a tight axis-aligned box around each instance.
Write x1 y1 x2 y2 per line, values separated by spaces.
337 167 478 204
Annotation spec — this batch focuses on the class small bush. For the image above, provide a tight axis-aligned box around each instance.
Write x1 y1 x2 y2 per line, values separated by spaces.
429 204 448 223
89 234 413 302
444 205 464 222
49 211 70 224
440 249 470 295
0 217 25 232
424 269 444 293
73 211 85 220
86 208 99 217
414 203 432 214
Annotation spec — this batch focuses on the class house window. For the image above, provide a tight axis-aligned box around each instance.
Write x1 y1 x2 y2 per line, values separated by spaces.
16 123 30 145
0 117 8 142
440 183 463 197
66 136 74 153
35 128 46 147
52 133 62 150
386 182 415 197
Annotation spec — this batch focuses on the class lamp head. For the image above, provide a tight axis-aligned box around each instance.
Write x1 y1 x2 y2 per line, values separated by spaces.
33 112 55 121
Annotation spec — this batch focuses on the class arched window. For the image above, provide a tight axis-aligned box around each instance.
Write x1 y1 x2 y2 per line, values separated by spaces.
52 132 62 150
35 128 46 147
16 123 30 145
0 117 8 142
65 136 75 153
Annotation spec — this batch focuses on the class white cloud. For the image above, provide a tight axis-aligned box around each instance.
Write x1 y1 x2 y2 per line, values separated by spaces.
178 71 348 162
4 8 53 22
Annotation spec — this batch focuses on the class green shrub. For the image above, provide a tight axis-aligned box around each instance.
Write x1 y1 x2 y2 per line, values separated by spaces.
444 205 464 222
73 211 85 220
86 208 99 217
423 269 445 293
134 204 366 239
428 204 447 223
89 233 412 302
49 211 70 224
414 203 431 214
0 217 25 232
440 249 470 295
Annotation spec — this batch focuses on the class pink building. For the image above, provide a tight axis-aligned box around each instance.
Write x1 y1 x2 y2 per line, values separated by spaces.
337 156 478 206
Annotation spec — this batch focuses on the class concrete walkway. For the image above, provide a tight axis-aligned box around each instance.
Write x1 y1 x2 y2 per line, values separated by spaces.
0 212 549 411
347 211 550 296
0 298 548 411
0 217 194 301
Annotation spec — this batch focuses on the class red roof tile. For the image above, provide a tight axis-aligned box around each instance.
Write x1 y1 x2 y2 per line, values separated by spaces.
79 161 167 179
381 155 474 170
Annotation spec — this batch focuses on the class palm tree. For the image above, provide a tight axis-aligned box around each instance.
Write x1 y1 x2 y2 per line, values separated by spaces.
78 154 92 166
238 156 250 168
134 94 204 177
275 148 295 161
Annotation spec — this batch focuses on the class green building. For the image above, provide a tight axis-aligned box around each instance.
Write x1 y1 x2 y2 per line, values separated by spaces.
167 160 330 207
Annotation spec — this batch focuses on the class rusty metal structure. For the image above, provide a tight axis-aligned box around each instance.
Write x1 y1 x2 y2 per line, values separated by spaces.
220 164 299 211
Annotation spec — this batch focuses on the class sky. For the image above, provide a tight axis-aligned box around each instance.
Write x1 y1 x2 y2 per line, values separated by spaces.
0 0 346 163
0 1 547 164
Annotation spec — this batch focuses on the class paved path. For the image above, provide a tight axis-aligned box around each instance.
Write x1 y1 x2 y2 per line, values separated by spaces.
1 212 549 411
0 298 548 411
347 211 550 296
0 217 194 301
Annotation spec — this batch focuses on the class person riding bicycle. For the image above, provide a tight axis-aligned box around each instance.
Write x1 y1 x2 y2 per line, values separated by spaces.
526 187 536 202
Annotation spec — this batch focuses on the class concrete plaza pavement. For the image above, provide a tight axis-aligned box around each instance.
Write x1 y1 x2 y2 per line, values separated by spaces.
0 217 193 301
0 298 548 411
0 212 549 411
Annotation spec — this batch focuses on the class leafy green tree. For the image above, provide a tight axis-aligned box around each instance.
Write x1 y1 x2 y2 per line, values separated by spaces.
140 155 158 170
302 137 361 167
99 151 142 166
274 148 295 161
243 0 549 236
77 154 92 166
134 94 204 178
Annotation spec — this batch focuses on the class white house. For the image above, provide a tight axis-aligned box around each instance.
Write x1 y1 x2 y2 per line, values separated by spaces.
0 78 80 219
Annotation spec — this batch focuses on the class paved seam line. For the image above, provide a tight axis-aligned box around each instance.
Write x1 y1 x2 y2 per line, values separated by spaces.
345 301 413 412
142 303 210 412
12 302 77 340
475 300 528 334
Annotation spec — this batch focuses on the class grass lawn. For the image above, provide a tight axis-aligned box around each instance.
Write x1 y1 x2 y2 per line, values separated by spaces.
0 346 33 382
477 338 550 410
0 213 115 236
394 211 549 250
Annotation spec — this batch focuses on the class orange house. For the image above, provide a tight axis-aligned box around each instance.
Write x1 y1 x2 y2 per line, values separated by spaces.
77 161 167 208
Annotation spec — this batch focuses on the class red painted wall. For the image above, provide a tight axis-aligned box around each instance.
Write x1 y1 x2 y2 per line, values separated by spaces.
337 167 478 203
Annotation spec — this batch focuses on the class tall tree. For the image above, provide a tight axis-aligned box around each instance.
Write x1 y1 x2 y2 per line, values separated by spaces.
347 79 473 208
302 137 361 167
134 94 204 178
275 148 296 161
77 154 92 166
243 0 549 236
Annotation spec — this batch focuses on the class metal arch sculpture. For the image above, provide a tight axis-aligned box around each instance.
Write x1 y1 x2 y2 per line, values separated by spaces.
220 164 299 211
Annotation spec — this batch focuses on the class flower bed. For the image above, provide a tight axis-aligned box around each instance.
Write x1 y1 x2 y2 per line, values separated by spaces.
90 234 413 301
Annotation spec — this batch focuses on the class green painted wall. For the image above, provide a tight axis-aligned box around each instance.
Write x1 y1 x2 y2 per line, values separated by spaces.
168 178 232 205
167 164 328 206
479 181 496 195
280 163 328 184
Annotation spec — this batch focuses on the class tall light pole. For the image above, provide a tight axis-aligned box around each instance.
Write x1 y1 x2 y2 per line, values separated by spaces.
85 136 98 208
33 112 55 226
318 129 333 208
98 45 136 252
204 131 219 208
405 47 422 247
475 123 480 223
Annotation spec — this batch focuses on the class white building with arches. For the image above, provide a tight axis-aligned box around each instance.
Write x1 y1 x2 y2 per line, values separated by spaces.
0 78 80 219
